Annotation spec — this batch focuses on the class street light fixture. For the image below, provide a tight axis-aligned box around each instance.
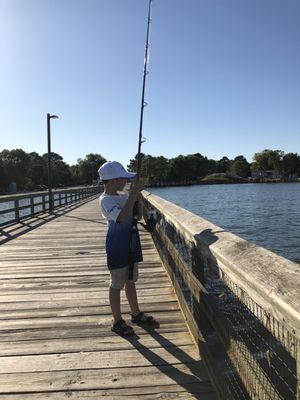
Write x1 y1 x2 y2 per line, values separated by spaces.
47 113 59 213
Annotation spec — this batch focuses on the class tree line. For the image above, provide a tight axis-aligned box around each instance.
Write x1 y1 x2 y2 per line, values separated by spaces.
0 149 106 193
127 149 300 184
0 148 299 193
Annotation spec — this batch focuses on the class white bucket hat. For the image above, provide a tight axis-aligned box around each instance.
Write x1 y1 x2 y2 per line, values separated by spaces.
98 161 136 181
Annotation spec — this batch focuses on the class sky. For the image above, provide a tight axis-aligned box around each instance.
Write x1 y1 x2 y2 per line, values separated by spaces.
0 0 299 168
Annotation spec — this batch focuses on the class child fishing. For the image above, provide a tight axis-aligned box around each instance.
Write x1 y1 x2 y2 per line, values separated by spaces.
98 0 155 336
98 161 159 336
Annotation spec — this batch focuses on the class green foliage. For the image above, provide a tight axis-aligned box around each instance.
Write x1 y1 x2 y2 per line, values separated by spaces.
229 155 250 178
215 156 232 173
128 149 299 184
41 152 73 187
0 149 30 189
73 153 107 185
253 149 284 171
0 149 107 192
281 153 300 175
0 147 298 193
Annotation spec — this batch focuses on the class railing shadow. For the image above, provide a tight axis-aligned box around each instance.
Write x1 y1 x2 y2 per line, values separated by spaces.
124 327 216 399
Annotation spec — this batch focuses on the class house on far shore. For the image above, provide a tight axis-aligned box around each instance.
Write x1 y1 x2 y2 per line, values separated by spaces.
250 170 298 182
251 169 283 182
250 170 283 181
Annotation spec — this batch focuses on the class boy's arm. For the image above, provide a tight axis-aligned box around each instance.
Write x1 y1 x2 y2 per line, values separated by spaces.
116 182 143 223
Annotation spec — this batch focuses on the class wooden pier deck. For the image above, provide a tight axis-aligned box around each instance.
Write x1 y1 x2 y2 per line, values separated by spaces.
0 197 216 399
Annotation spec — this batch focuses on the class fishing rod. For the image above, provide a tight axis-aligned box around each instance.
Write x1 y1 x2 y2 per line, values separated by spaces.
136 0 153 180
128 0 154 280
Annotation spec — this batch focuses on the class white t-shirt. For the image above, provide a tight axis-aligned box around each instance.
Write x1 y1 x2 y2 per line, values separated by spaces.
99 192 129 222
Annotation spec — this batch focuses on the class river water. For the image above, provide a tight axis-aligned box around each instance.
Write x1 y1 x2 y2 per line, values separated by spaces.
150 182 300 264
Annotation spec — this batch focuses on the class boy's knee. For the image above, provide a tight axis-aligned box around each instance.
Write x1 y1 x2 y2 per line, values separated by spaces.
125 280 135 289
109 284 121 292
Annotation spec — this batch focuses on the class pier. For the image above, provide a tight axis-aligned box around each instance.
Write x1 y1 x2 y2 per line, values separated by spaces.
0 188 299 399
0 192 216 399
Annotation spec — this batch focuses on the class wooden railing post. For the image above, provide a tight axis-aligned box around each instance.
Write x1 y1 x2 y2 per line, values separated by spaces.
14 199 19 223
42 195 46 212
30 196 34 218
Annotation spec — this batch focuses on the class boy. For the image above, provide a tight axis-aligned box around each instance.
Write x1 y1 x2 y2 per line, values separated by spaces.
98 161 158 336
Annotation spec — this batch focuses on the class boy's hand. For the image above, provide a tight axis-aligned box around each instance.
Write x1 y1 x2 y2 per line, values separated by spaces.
130 181 144 197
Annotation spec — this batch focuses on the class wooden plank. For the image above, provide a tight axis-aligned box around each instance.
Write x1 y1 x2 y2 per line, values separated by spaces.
0 331 191 356
0 287 175 302
0 384 216 400
0 311 183 331
0 297 176 311
0 301 179 320
0 344 199 373
0 322 188 343
0 363 209 393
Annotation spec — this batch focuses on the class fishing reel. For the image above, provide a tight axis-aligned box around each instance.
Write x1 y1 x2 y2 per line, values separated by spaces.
140 208 157 233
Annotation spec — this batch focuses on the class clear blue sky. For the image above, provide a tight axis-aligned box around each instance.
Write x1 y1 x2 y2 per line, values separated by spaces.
1 0 299 167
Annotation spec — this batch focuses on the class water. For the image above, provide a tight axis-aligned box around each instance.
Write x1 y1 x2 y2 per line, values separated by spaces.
150 183 300 264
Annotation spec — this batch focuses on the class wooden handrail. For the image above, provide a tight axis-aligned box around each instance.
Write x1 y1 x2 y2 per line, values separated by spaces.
0 186 103 227
142 190 299 400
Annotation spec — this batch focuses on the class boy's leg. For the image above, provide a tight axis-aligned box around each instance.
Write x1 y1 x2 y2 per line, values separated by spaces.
125 265 159 327
125 281 140 316
110 269 135 336
126 281 159 326
109 286 122 323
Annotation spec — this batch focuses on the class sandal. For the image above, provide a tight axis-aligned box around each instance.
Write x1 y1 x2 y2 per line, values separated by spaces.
111 319 135 336
131 312 160 327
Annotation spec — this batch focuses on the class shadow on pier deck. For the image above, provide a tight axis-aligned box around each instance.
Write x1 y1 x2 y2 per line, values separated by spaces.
0 197 217 399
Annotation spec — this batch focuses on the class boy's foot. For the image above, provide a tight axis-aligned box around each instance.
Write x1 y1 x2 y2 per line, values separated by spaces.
111 319 135 336
131 312 160 328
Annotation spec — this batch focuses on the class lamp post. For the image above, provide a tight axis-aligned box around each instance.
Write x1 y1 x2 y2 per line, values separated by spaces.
47 113 59 213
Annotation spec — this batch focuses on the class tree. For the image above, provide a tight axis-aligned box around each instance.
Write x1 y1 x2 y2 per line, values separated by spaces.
0 149 30 190
127 153 146 173
141 155 169 183
281 153 300 175
27 152 46 187
166 154 210 182
253 149 284 171
0 158 7 191
216 156 231 173
42 152 73 187
75 153 107 184
228 155 250 178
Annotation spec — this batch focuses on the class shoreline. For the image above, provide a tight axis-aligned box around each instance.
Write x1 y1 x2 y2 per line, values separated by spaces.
147 179 300 189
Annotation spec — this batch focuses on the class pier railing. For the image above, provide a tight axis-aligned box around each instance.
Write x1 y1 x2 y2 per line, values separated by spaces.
0 186 102 227
142 191 299 400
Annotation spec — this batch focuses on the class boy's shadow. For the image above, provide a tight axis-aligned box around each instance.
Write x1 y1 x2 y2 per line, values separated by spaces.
124 326 216 399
